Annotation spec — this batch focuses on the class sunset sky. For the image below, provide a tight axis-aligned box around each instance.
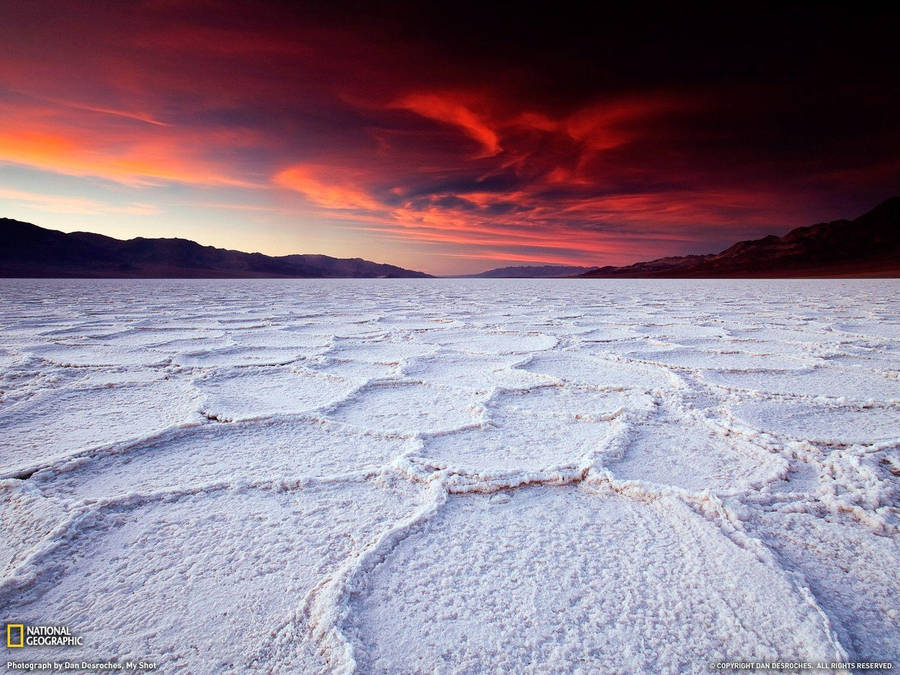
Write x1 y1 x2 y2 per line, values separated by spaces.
0 2 897 274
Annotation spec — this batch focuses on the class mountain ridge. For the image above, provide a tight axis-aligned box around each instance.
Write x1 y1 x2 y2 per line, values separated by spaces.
0 219 431 278
3 197 897 279
578 197 900 278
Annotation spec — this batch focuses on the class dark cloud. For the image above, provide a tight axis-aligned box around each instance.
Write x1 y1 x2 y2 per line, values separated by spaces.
0 1 897 271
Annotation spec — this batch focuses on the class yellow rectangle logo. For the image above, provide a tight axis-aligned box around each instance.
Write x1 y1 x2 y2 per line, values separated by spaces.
7 623 24 648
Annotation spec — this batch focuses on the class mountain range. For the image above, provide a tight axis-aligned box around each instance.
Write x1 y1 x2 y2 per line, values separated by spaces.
0 219 431 278
1 197 897 278
578 197 899 278
470 265 596 278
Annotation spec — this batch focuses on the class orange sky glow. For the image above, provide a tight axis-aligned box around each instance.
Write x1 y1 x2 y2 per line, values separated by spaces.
0 3 897 274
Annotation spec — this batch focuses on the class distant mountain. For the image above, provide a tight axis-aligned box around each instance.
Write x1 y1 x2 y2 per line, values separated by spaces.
580 197 900 278
0 219 431 278
472 264 597 278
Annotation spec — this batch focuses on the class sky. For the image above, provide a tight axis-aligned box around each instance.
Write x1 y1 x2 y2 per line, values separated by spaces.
0 2 897 275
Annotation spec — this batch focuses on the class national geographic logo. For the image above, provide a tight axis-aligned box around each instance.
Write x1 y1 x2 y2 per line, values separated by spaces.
7 625 23 648
6 624 83 648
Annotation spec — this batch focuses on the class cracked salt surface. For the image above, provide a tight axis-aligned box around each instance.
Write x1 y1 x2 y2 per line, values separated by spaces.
344 486 844 673
0 278 898 673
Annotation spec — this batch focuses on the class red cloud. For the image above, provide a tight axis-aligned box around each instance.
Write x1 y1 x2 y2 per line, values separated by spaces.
275 165 381 211
0 100 260 187
0 2 894 273
392 93 501 157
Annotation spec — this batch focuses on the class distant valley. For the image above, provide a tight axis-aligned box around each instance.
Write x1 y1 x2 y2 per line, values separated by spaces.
469 265 597 278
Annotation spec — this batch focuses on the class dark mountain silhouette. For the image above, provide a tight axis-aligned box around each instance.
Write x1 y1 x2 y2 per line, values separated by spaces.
3 198 896 279
579 197 900 278
0 219 431 278
471 264 596 278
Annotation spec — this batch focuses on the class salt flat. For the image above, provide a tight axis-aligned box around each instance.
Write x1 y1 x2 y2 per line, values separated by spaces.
1 278 898 673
